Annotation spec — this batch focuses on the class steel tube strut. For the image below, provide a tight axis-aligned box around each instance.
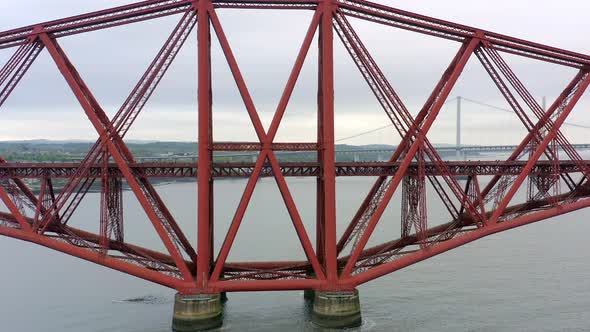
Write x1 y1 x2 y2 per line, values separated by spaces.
39 33 195 282
1 0 590 296
197 0 214 290
489 72 590 223
0 160 587 178
1 0 589 68
333 16 482 255
207 4 325 284
318 0 338 287
341 37 480 277
35 10 198 271
478 70 590 204
346 193 590 286
0 225 186 289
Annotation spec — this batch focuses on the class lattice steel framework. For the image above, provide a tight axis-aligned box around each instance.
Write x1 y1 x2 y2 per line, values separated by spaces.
0 0 590 293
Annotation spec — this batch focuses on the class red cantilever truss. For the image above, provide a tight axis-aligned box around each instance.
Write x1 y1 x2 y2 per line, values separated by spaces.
0 0 590 293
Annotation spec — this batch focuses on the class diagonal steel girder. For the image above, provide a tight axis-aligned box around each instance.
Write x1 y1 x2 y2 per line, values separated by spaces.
38 32 196 282
333 14 485 256
487 72 590 223
0 211 189 288
0 0 589 294
476 45 590 195
339 32 481 278
35 10 198 269
1 0 589 69
475 56 590 208
0 36 57 229
341 35 590 278
482 44 590 187
204 3 326 286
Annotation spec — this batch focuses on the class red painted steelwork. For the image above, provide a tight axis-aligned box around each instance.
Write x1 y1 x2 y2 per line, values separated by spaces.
0 0 589 294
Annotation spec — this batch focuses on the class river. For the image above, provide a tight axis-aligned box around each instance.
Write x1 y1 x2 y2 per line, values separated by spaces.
1 175 590 331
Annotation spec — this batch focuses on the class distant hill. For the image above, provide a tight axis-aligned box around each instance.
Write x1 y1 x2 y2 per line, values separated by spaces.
0 140 459 162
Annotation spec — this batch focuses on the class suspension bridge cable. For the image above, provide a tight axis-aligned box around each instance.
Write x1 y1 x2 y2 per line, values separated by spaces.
461 97 590 129
335 124 393 143
334 96 589 144
334 97 459 143
213 96 588 158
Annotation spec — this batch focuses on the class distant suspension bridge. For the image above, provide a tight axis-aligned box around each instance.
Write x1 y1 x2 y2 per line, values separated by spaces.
111 96 590 162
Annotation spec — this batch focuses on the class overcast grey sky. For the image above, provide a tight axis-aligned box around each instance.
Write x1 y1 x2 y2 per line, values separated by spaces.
1 0 589 145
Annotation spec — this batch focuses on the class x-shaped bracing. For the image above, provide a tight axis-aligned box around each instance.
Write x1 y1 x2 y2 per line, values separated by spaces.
207 5 327 283
0 0 589 292
331 15 590 279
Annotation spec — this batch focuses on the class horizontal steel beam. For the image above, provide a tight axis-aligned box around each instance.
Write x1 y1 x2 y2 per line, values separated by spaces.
0 0 589 68
0 160 587 178
338 0 590 68
211 142 318 151
214 143 590 155
56 144 590 162
0 0 317 49
0 0 193 49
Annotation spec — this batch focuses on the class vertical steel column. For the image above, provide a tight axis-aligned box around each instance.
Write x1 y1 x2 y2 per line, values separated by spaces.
316 21 326 268
318 0 337 286
100 148 109 253
108 175 124 243
456 96 461 159
316 160 325 267
197 1 213 289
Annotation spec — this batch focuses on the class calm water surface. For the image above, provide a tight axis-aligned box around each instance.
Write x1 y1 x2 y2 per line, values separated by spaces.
1 175 590 332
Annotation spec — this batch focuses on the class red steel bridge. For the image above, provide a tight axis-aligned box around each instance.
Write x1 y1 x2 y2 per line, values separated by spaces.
1 0 590 329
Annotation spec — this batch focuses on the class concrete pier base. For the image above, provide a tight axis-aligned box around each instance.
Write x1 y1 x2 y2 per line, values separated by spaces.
303 271 316 301
311 289 362 328
172 293 223 332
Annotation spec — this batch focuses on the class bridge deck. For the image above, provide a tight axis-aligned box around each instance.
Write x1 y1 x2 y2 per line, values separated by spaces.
0 160 587 178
